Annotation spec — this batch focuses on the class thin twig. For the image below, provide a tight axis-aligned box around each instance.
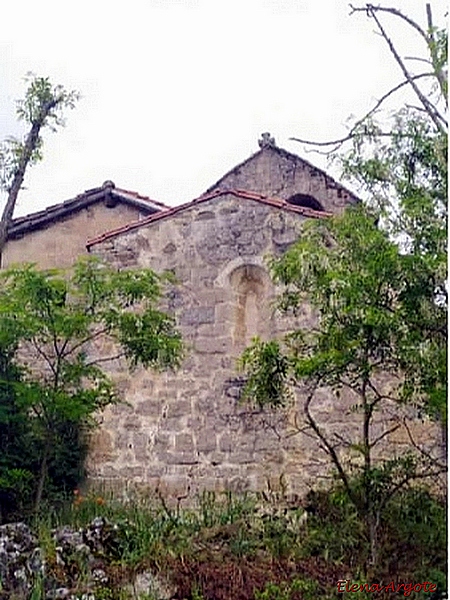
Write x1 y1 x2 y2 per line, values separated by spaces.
62 326 109 358
403 417 447 471
369 423 401 448
363 5 447 131
303 381 358 506
30 338 57 378
290 72 433 151
349 4 429 42
84 352 126 368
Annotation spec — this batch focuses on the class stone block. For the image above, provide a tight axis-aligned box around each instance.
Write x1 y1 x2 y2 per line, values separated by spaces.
157 452 199 465
153 432 171 451
123 416 143 431
115 431 130 450
136 399 162 416
89 430 114 461
114 378 132 395
133 433 149 461
141 378 155 391
195 337 228 354
118 466 144 479
180 306 215 326
166 400 191 419
197 323 226 338
159 416 184 433
219 434 233 453
208 452 225 466
163 242 177 254
233 453 254 464
195 396 216 416
110 402 134 416
158 475 190 498
196 429 217 453
195 210 216 220
175 433 194 453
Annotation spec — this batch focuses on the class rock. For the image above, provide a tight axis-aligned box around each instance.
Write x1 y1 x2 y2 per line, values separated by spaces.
0 518 175 600
126 570 176 600
53 525 90 567
82 516 122 558
0 522 43 596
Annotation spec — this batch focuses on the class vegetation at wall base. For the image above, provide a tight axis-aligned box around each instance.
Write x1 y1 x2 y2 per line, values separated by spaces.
9 488 442 600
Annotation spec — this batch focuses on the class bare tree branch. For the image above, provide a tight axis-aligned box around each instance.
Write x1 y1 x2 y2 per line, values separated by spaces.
404 56 432 65
290 73 434 153
61 327 109 359
426 2 448 105
369 423 401 448
403 417 447 471
349 4 429 42
30 338 57 378
332 431 353 448
350 4 447 132
84 352 126 368
379 466 447 513
303 381 358 506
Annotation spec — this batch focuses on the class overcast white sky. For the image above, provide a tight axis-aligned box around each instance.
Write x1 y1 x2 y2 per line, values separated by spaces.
0 0 447 217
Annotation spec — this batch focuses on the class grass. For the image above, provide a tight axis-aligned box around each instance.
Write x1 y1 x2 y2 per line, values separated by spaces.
25 485 447 600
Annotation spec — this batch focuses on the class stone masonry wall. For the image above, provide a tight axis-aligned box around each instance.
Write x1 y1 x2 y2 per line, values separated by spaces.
207 147 359 214
88 194 319 497
88 193 443 500
3 202 146 270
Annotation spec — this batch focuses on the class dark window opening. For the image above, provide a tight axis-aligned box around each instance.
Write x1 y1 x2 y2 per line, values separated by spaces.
286 193 324 211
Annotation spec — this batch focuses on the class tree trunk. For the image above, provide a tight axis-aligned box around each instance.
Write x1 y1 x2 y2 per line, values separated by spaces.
34 437 51 515
0 99 58 267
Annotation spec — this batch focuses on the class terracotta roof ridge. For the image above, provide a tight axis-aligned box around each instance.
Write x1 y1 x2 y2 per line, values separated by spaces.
86 187 331 249
113 187 170 209
7 182 166 240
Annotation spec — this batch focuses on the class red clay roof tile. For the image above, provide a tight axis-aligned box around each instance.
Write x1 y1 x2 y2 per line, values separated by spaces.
7 182 167 240
86 188 331 249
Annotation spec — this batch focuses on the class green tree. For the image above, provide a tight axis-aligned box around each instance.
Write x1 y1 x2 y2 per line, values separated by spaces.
0 257 183 519
241 3 447 570
0 74 79 264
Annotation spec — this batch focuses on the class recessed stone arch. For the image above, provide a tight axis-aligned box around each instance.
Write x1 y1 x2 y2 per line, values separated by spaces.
228 263 271 348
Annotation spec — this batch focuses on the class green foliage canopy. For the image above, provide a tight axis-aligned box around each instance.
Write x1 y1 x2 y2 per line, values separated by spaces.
0 257 183 519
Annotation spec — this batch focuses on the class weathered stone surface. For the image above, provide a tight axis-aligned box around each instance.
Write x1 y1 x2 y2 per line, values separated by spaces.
180 306 215 326
3 201 151 270
175 433 195 452
135 399 162 416
9 145 437 502
0 518 150 600
0 523 42 597
166 400 191 419
126 570 175 600
196 428 217 453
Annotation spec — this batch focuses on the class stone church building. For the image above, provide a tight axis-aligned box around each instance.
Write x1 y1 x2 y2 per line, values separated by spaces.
4 135 437 499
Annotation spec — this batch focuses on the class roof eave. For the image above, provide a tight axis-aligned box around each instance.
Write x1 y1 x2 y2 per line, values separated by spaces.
87 188 331 249
7 188 163 240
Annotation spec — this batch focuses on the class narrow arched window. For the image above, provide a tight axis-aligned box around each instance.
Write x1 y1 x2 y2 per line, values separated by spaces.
229 265 268 347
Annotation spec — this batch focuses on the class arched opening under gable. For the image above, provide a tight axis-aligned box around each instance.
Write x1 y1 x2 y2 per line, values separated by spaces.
286 193 324 212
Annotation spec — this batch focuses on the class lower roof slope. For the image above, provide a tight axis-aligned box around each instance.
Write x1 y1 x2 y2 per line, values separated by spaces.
7 180 167 240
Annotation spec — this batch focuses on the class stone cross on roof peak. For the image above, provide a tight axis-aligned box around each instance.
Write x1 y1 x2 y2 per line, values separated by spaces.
258 132 276 149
